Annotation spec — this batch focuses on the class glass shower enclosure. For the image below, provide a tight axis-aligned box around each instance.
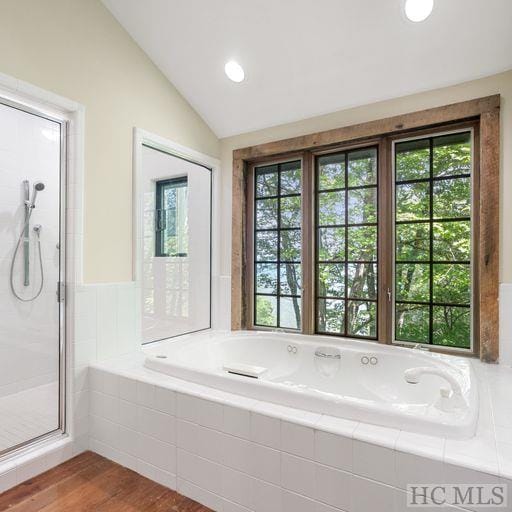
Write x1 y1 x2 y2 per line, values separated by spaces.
0 97 66 456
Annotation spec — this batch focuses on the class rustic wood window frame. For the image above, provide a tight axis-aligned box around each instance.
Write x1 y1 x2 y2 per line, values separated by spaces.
232 95 500 362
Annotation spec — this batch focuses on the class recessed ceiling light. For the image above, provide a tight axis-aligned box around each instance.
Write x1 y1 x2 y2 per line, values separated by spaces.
224 61 245 83
404 0 434 22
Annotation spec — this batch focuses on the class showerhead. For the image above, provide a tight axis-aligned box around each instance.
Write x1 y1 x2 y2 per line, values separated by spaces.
30 181 45 207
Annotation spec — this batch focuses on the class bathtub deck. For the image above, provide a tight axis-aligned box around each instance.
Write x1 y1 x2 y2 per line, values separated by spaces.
0 451 212 511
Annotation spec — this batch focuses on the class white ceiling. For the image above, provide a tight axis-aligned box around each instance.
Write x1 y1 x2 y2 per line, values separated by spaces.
102 0 512 138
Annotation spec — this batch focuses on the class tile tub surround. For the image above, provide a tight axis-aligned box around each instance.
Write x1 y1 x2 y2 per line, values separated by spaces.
87 359 512 512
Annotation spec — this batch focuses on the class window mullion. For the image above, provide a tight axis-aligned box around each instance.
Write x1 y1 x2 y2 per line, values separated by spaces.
301 151 314 335
378 137 392 344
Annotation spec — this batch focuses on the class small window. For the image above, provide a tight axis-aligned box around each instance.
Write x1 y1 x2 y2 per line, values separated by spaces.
155 177 188 257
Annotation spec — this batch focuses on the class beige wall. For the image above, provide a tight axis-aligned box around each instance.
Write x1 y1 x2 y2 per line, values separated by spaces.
1 1 510 285
0 0 219 283
220 70 512 283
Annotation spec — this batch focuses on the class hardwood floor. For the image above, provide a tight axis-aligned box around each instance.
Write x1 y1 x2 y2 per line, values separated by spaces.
0 452 212 511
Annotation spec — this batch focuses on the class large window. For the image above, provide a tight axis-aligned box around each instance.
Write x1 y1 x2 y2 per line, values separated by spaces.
254 161 302 329
316 148 378 339
394 132 472 348
248 127 478 352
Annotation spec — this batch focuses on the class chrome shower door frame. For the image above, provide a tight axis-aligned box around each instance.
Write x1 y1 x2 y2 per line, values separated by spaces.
0 96 68 458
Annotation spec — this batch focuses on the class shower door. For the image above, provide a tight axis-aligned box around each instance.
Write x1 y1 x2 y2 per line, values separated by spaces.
0 98 65 455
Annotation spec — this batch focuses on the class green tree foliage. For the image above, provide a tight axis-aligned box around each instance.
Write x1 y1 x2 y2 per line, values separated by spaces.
316 149 378 337
395 132 472 348
255 163 302 329
254 132 472 348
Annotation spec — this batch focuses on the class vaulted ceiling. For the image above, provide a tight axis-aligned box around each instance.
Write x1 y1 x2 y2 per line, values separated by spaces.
102 0 512 138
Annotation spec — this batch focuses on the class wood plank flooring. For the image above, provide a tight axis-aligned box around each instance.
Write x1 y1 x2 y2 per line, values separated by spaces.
0 451 212 512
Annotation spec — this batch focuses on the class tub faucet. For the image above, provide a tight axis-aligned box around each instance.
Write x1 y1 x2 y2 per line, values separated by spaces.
404 367 466 410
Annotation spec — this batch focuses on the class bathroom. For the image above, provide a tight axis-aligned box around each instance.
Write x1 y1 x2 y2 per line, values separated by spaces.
0 0 511 510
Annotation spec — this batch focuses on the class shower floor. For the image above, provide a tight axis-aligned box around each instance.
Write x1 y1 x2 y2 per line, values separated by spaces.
0 382 59 453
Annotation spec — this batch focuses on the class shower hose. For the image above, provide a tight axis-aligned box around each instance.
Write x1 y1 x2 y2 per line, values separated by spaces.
9 209 44 302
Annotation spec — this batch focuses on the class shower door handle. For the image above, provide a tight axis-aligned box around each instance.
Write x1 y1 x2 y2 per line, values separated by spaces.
57 282 65 303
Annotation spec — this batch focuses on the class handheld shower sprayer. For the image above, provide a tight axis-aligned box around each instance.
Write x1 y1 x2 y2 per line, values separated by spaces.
10 180 46 301
26 182 45 209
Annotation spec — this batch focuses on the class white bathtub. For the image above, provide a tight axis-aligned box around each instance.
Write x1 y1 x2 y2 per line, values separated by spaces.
144 331 478 438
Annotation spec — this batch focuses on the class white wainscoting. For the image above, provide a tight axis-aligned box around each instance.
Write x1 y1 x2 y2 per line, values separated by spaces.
500 283 512 367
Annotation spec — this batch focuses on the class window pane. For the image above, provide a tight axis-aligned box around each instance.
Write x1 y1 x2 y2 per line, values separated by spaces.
347 226 377 261
318 191 345 226
255 295 277 327
433 177 470 218
394 132 473 349
396 182 430 221
433 306 470 348
317 263 344 297
396 139 430 181
348 300 376 337
280 229 301 262
256 198 278 228
256 166 278 197
254 161 302 330
395 304 430 343
433 264 470 304
433 221 470 261
280 263 301 295
315 147 378 340
348 148 377 187
255 263 277 294
347 263 377 299
280 297 301 329
396 222 430 261
347 188 377 224
396 263 429 302
280 196 301 228
317 299 345 334
433 132 471 178
256 231 278 261
280 162 301 194
318 154 345 190
318 227 345 261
